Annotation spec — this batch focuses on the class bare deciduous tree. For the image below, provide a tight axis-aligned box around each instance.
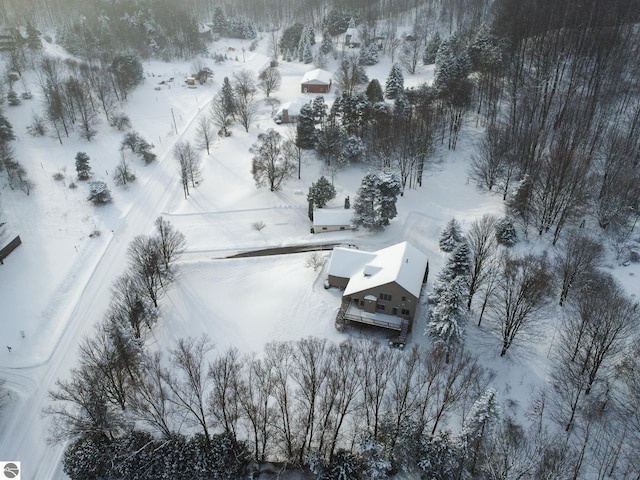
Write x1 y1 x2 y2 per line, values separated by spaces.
208 347 242 438
250 129 295 191
235 93 258 133
128 352 175 439
173 141 200 198
127 235 164 307
165 335 214 447
490 253 554 356
466 214 498 310
554 230 604 306
258 66 281 98
196 115 214 155
154 216 186 274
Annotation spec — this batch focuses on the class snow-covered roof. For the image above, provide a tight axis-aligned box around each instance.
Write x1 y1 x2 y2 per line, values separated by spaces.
301 68 332 85
329 242 428 298
345 27 360 43
327 247 377 280
313 208 353 227
276 98 309 116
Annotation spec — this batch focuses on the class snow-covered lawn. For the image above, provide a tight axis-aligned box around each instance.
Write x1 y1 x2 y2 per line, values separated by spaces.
5 30 638 480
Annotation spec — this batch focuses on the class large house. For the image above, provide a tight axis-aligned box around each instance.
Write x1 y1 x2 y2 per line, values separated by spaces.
301 68 332 94
327 242 429 335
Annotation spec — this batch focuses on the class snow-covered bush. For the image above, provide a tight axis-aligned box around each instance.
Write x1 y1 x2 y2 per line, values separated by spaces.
88 181 112 204
495 217 518 246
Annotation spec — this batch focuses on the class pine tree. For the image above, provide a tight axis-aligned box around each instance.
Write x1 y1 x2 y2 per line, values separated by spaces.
427 275 467 351
352 171 401 230
423 32 441 65
296 103 317 149
320 28 333 54
0 113 15 144
7 89 21 106
220 77 236 119
438 218 464 252
307 176 336 208
212 6 228 35
462 389 501 476
495 217 518 246
75 152 92 180
365 79 384 103
303 41 313 64
359 44 379 66
418 431 462 479
384 63 404 99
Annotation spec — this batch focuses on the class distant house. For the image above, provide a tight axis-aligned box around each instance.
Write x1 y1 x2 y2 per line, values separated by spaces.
345 26 361 48
185 77 197 88
311 208 353 233
274 98 309 124
301 68 332 94
327 242 429 334
0 27 17 52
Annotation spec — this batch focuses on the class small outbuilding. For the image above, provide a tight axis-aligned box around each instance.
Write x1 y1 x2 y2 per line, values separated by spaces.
274 98 309 124
301 68 332 94
311 208 353 233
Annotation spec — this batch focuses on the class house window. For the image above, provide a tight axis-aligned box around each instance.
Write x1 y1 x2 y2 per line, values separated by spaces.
360 299 364 306
380 293 392 301
376 304 385 311
340 226 345 230
401 296 407 302
401 308 410 316
322 227 327 230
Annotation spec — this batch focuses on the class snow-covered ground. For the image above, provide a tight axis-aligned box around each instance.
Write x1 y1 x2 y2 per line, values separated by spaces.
1 32 638 480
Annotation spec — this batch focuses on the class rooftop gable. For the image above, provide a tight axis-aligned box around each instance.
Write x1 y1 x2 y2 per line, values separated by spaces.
342 242 428 298
327 247 377 280
313 208 353 227
301 68 332 85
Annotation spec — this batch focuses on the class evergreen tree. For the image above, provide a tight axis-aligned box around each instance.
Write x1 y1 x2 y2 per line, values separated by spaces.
212 6 228 35
423 32 441 65
418 431 462 480
365 79 384 104
7 89 21 107
0 113 15 144
110 53 144 100
75 152 92 180
303 41 313 64
296 103 317 149
438 218 464 252
307 176 336 208
352 171 401 230
495 217 518 246
359 43 379 66
320 28 333 54
427 275 467 352
359 434 392 480
384 63 404 99
462 389 501 476
312 96 327 125
220 77 237 119
279 23 304 56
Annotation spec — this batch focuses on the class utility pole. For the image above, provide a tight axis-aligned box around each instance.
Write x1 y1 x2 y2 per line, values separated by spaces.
171 108 178 134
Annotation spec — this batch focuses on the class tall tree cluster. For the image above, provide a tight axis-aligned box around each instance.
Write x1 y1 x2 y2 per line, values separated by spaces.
48 336 493 479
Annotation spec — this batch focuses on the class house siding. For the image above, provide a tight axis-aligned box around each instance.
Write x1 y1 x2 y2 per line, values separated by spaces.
328 274 349 289
346 282 418 331
301 83 331 94
312 224 351 234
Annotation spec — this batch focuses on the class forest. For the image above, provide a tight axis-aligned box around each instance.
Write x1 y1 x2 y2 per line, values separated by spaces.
1 0 640 478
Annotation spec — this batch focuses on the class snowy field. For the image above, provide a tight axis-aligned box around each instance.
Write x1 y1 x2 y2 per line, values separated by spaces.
1 31 639 480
